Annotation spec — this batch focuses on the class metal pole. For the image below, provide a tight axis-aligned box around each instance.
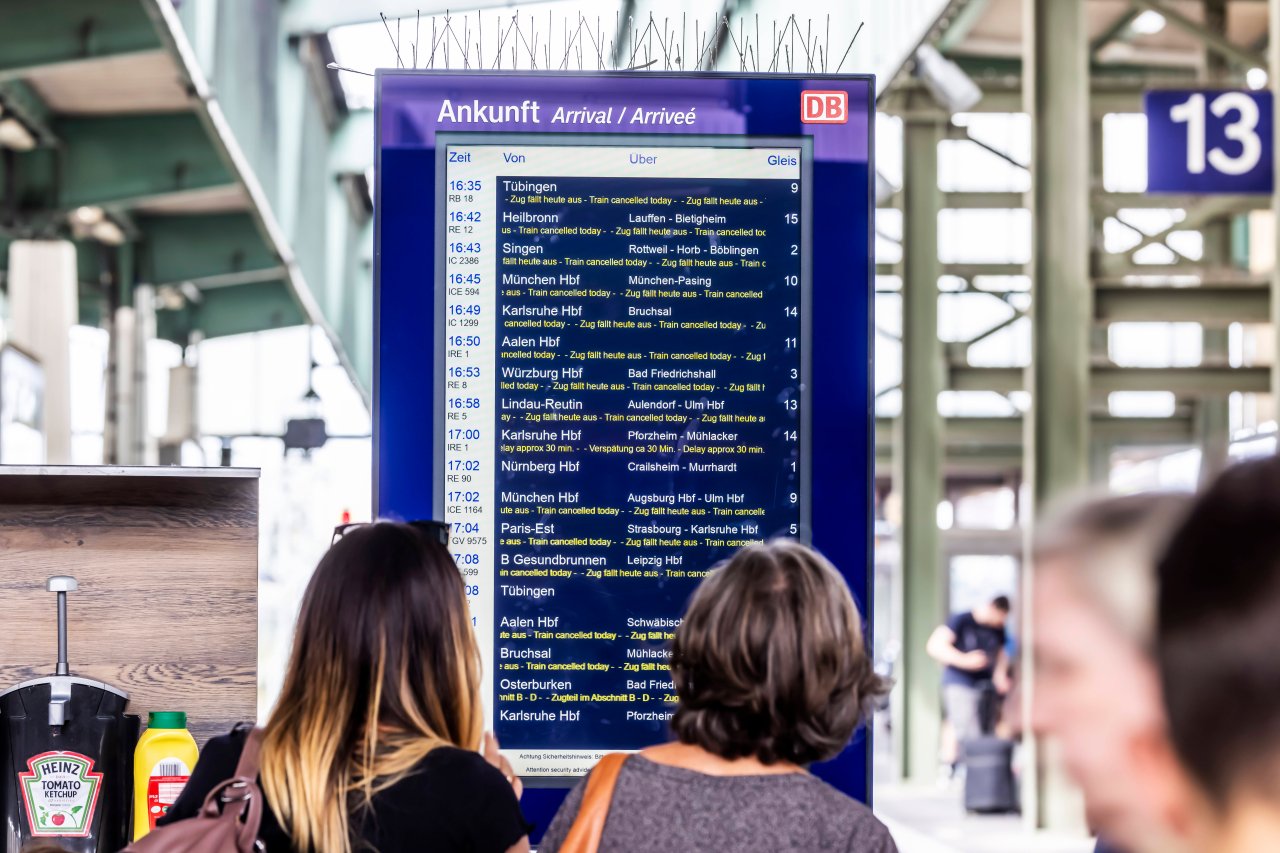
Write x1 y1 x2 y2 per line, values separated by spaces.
7 241 78 464
1025 0 1091 832
1200 0 1233 484
1090 117 1112 488
1269 0 1280 426
895 112 946 784
56 591 68 676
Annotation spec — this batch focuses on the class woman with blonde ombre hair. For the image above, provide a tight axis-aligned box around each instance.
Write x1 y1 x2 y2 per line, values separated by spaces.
160 521 530 853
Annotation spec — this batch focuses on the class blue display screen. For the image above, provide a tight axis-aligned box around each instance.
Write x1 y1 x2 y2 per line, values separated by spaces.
376 71 873 831
477 163 807 752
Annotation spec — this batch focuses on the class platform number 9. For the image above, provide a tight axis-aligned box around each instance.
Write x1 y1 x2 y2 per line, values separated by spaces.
1169 92 1261 177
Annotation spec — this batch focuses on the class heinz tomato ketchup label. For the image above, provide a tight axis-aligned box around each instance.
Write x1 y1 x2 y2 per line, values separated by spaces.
19 751 103 837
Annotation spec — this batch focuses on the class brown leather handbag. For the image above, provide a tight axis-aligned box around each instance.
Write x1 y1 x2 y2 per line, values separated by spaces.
557 753 628 853
123 728 266 853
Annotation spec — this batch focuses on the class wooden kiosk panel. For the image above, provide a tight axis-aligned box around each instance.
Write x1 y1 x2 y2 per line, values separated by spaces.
0 466 258 744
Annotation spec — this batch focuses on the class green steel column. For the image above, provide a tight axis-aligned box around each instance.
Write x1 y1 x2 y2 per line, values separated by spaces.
895 113 946 784
1025 0 1091 832
1200 0 1231 483
1089 117 1113 488
1272 0 1280 413
1089 437 1113 487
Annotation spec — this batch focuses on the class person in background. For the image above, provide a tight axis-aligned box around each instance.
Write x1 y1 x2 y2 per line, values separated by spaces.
1030 492 1199 853
1157 457 1280 853
927 596 1012 773
161 522 530 853
538 540 897 852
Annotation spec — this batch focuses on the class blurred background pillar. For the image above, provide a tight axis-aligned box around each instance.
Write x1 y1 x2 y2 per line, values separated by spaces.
1199 0 1233 484
1024 0 1091 833
895 111 946 784
7 240 77 464
109 282 156 467
1271 0 1280 414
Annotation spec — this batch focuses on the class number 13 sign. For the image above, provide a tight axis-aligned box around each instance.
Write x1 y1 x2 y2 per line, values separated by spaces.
1146 90 1273 193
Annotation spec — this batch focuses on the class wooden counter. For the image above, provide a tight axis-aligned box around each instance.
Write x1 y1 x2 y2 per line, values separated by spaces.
0 466 258 744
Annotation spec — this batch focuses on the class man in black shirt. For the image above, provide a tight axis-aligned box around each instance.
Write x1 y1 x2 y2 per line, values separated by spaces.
927 596 1012 773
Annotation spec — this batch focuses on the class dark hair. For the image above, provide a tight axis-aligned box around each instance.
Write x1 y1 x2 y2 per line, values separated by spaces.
991 595 1011 612
1157 457 1280 803
262 522 483 852
670 540 889 765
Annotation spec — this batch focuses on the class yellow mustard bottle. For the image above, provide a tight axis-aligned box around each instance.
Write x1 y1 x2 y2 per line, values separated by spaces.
133 711 199 840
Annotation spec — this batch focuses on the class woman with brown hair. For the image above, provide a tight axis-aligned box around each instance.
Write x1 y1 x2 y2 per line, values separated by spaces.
161 521 530 853
539 539 896 852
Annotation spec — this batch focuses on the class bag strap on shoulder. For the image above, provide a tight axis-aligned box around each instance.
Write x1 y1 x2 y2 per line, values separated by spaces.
558 753 628 853
233 727 266 781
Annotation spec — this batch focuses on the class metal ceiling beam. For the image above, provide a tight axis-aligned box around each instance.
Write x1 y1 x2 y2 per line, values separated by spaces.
951 365 1270 394
886 84 1160 117
946 191 1024 208
876 414 1196 448
1121 366 1256 395
936 0 992 54
1130 0 1268 71
57 114 234 211
0 0 161 80
1095 284 1269 323
1090 7 1142 57
0 81 57 145
135 213 279 286
953 55 1203 80
1120 194 1253 258
155 278 306 343
885 191 1025 209
876 445 1023 475
889 191 1269 214
877 262 1025 277
1097 192 1269 211
1096 260 1257 278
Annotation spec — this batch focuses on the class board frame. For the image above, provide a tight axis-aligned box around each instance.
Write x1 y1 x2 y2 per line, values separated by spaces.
374 69 875 831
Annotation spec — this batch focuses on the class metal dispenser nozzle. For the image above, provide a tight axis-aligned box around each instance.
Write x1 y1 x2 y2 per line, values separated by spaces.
45 576 77 727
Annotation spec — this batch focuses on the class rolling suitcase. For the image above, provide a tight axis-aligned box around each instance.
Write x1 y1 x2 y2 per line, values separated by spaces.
962 736 1018 814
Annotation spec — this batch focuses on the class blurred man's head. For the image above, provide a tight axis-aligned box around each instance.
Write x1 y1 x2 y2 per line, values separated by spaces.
974 595 1011 628
1158 457 1280 853
1031 492 1197 853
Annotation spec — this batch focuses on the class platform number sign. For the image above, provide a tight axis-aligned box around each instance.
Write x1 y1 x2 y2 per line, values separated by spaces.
1146 89 1273 193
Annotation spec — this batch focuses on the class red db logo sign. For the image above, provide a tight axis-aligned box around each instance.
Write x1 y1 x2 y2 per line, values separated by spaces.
801 90 848 124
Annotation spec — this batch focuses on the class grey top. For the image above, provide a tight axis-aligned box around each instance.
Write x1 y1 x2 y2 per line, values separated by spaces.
537 756 898 853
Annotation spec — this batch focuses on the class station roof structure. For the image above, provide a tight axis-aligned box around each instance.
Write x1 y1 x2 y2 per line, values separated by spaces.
875 0 1280 816
875 0 1275 482
0 0 372 396
0 0 912 405
883 0 1269 104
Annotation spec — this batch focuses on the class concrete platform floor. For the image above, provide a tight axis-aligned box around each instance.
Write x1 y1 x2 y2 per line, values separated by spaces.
875 784 1095 853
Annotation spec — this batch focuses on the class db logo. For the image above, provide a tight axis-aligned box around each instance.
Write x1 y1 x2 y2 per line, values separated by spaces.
801 90 848 124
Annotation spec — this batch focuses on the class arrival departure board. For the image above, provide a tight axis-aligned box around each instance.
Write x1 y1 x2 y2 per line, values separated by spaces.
439 141 809 775
377 71 873 817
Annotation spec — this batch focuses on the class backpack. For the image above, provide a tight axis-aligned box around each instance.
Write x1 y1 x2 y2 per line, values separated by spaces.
123 728 266 853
